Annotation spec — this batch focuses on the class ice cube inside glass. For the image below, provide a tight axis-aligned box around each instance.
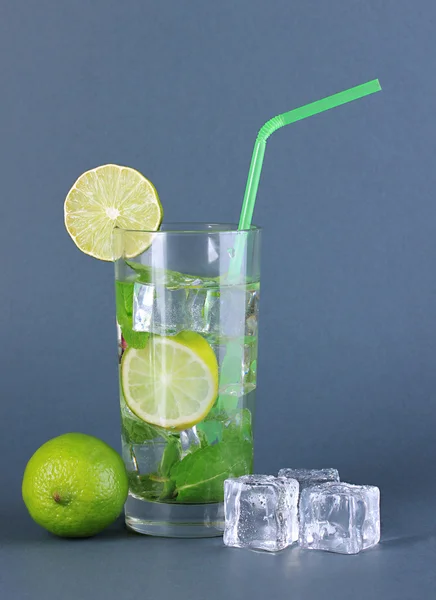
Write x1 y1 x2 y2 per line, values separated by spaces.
224 475 299 552
299 482 380 554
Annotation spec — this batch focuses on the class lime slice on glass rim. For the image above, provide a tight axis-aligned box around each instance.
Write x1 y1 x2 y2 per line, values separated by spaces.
121 331 219 431
64 164 163 261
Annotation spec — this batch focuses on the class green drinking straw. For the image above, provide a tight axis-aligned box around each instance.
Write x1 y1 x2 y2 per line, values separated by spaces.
238 79 382 231
217 79 382 415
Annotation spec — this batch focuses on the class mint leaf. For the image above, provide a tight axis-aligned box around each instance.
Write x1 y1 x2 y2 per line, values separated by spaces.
158 437 180 501
170 439 253 503
124 262 154 284
159 437 181 477
128 438 181 502
115 281 149 349
124 261 219 289
196 428 209 448
121 396 169 443
121 327 149 350
122 415 165 443
159 479 177 501
222 408 253 444
115 280 134 320
199 408 253 445
128 473 165 500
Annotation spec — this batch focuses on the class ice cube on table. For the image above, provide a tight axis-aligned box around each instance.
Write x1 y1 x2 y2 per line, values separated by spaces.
299 482 380 554
133 283 187 335
279 468 340 491
224 475 299 552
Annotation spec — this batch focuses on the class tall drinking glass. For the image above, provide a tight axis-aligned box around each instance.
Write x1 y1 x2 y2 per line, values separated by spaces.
114 223 261 537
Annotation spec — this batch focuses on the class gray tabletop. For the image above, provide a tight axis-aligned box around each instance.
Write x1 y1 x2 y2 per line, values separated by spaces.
2 487 435 600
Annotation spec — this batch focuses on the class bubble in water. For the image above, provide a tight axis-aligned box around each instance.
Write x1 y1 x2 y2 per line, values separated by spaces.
227 247 235 258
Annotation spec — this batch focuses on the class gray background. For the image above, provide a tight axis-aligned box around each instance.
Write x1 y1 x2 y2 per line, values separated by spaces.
1 0 435 598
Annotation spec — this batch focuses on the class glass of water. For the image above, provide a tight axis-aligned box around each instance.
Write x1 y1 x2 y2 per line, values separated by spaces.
113 223 261 537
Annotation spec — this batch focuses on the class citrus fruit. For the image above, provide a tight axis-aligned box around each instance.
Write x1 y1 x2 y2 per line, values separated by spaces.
121 331 219 430
22 433 128 537
64 164 163 261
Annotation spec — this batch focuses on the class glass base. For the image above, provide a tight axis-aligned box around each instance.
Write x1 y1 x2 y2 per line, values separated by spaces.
125 494 225 538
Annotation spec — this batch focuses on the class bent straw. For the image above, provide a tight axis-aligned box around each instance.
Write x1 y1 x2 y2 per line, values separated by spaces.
238 79 381 231
217 80 382 415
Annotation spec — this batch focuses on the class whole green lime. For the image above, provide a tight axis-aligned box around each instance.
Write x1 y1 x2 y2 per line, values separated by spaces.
22 433 128 537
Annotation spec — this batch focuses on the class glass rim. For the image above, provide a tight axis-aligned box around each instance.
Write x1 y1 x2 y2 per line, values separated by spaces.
113 222 261 235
